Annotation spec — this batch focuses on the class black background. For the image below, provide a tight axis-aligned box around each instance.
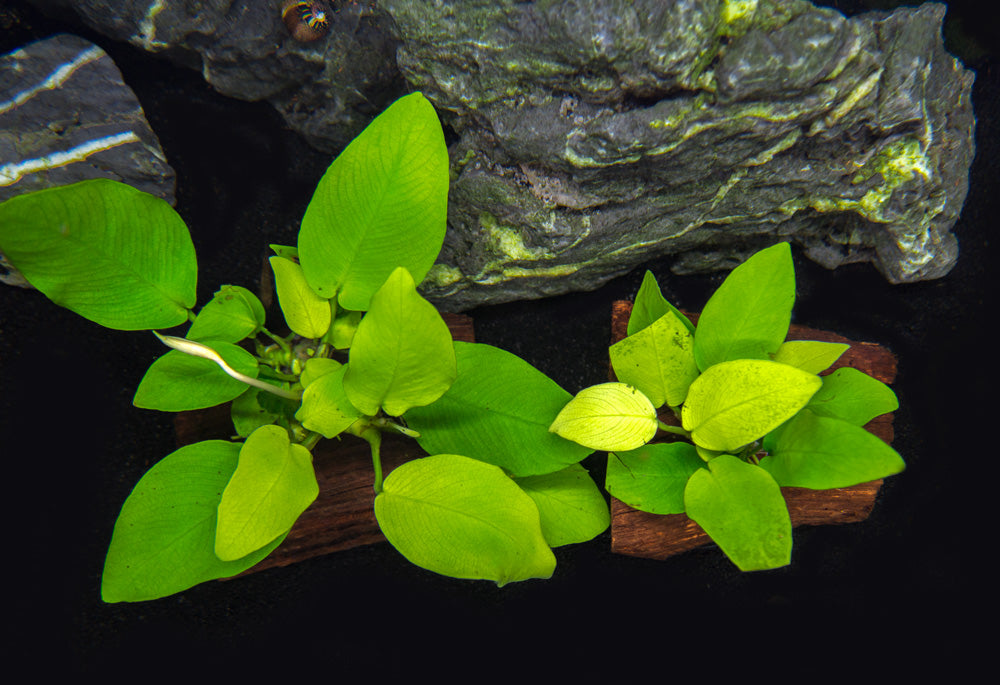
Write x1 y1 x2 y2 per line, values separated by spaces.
1 0 994 677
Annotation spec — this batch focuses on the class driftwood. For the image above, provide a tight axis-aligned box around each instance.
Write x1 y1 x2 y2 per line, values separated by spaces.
608 301 898 560
173 313 474 575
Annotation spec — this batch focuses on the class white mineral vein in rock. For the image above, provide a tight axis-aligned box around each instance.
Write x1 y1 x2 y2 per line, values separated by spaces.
0 131 141 186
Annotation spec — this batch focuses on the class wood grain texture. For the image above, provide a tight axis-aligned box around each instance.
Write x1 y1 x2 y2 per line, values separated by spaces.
173 312 475 575
608 301 898 560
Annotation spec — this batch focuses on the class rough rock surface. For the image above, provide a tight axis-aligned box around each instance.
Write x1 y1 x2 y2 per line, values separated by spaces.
22 0 976 310
0 32 175 287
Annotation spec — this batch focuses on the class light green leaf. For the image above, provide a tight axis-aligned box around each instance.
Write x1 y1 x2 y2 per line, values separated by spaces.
215 425 318 561
0 179 196 330
682 359 821 452
760 410 905 488
549 382 658 452
606 442 703 515
684 455 792 571
771 340 849 374
374 454 556 585
325 305 363 349
295 364 365 438
405 342 592 477
806 367 899 426
627 270 694 336
269 244 298 260
187 285 266 343
693 242 794 371
298 92 449 310
611 309 699 408
101 440 286 603
299 357 342 389
343 267 456 416
514 464 610 547
133 340 260 411
270 255 331 339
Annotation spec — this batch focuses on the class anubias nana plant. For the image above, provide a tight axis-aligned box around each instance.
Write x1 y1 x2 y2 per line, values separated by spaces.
0 93 608 602
549 242 905 571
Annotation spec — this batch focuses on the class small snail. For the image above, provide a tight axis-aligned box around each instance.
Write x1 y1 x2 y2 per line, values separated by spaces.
282 0 332 42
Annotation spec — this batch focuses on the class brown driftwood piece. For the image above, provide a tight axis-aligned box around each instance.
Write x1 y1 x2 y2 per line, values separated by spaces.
608 301 898 560
173 312 474 574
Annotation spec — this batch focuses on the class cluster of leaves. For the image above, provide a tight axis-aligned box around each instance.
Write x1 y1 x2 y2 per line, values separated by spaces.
549 242 905 571
0 93 608 602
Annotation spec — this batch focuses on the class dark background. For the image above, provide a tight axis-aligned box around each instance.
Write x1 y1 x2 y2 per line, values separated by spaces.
1 0 994 676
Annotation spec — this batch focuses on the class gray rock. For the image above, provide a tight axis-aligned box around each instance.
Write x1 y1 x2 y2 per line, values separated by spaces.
25 1 975 310
0 33 176 287
393 0 975 309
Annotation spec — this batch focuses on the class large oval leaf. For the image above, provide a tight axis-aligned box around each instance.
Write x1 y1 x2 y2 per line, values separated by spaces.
682 359 821 452
514 464 610 547
549 382 658 452
684 455 792 571
760 410 905 489
101 441 286 603
374 454 556 585
343 267 456 416
298 92 449 311
405 342 592 477
0 179 197 330
215 425 319 561
693 242 794 371
606 442 703 515
806 367 899 426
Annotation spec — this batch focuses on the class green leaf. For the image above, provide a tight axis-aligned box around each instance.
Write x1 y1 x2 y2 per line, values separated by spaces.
627 270 694 336
187 285 266 343
684 455 792 571
133 340 260 411
514 464 610 547
298 92 449 310
549 382 658 452
299 357 342 388
101 440 286 603
215 425 319 561
0 179 196 330
326 305 363 349
611 309 699 408
606 442 703 514
806 367 899 426
374 454 556 585
681 359 821 452
760 410 905 488
269 244 298 260
231 387 286 438
343 267 456 416
295 364 365 438
270 255 332 339
693 242 794 371
771 340 849 374
405 342 592 477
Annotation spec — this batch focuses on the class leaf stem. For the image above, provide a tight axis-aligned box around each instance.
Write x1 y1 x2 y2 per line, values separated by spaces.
657 420 691 438
260 327 292 354
371 416 420 438
362 428 384 494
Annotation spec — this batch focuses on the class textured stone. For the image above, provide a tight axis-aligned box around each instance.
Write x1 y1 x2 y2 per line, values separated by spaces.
391 0 975 309
24 1 976 310
0 32 176 286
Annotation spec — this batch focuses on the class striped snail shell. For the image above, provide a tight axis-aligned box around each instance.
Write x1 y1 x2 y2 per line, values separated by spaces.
282 1 332 42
